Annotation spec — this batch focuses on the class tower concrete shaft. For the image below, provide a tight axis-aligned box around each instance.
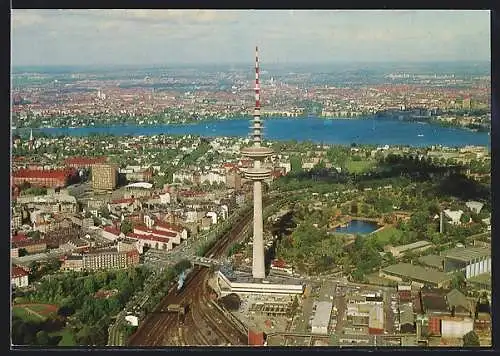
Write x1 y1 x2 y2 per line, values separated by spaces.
240 46 274 280
252 180 265 279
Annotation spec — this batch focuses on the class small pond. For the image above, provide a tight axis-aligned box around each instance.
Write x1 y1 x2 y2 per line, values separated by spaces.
333 220 380 235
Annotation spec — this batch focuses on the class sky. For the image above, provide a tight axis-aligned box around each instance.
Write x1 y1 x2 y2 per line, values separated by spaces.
11 10 491 67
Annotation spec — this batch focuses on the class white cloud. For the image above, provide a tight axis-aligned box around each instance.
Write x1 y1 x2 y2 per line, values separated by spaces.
11 10 490 66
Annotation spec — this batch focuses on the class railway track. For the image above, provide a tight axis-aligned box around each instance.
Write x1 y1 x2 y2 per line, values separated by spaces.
128 201 262 346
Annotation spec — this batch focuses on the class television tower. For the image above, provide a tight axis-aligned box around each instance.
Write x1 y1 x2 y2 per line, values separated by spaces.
241 46 274 280
28 129 34 151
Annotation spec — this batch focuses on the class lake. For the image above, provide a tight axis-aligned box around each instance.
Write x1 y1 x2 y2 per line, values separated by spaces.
33 117 490 147
333 220 380 235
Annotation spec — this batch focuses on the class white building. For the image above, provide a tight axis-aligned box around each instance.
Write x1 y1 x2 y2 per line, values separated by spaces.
206 211 218 225
465 201 484 214
12 266 29 288
441 317 474 338
220 205 229 220
278 162 292 174
217 271 304 296
200 171 226 185
443 247 491 279
185 211 199 223
159 192 171 205
311 301 333 335
444 209 464 225
173 171 193 183
125 314 139 326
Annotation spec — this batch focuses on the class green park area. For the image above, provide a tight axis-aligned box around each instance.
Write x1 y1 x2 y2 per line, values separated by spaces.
372 226 404 244
49 328 76 346
345 158 377 173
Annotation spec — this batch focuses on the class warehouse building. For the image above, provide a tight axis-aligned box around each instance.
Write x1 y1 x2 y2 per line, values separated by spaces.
384 240 433 258
442 247 491 279
380 263 452 288
311 301 333 335
418 255 444 271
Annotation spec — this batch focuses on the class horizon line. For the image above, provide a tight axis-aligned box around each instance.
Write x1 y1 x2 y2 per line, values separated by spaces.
12 59 492 69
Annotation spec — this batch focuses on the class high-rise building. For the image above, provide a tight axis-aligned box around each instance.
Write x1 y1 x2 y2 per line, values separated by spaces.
240 46 274 280
91 163 117 191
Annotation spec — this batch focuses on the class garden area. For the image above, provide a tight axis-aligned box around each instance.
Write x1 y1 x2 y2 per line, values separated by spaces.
12 266 152 346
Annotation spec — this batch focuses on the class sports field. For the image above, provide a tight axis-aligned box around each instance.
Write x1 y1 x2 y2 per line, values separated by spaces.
12 303 58 322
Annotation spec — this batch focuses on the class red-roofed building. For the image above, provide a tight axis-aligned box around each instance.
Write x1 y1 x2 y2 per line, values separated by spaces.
239 159 254 168
126 249 140 266
398 290 412 303
11 265 29 288
222 163 238 172
65 156 107 169
270 259 293 275
11 233 28 244
248 330 266 346
154 220 188 240
126 231 173 251
101 226 122 241
133 225 179 245
13 168 77 188
11 185 21 200
12 240 47 254
108 198 141 212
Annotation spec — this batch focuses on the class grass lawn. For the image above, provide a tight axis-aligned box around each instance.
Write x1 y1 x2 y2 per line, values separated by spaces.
372 226 403 244
345 159 376 173
12 306 46 322
49 328 77 346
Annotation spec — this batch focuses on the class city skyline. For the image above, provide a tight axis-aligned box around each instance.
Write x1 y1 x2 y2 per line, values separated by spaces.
11 10 491 66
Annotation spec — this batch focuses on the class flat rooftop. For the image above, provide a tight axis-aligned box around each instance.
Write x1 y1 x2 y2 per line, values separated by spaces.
442 247 491 262
312 301 333 328
418 254 444 270
382 263 452 285
393 240 432 252
230 270 303 285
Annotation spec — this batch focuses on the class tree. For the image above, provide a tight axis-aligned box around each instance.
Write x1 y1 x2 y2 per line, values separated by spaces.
98 207 110 219
36 330 50 345
120 220 133 235
451 272 466 291
463 330 480 347
28 230 41 240
385 252 397 265
18 248 28 257
460 214 471 224
173 259 192 274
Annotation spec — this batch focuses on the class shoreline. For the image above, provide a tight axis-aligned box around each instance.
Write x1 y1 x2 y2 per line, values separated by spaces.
14 114 488 132
12 117 490 148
